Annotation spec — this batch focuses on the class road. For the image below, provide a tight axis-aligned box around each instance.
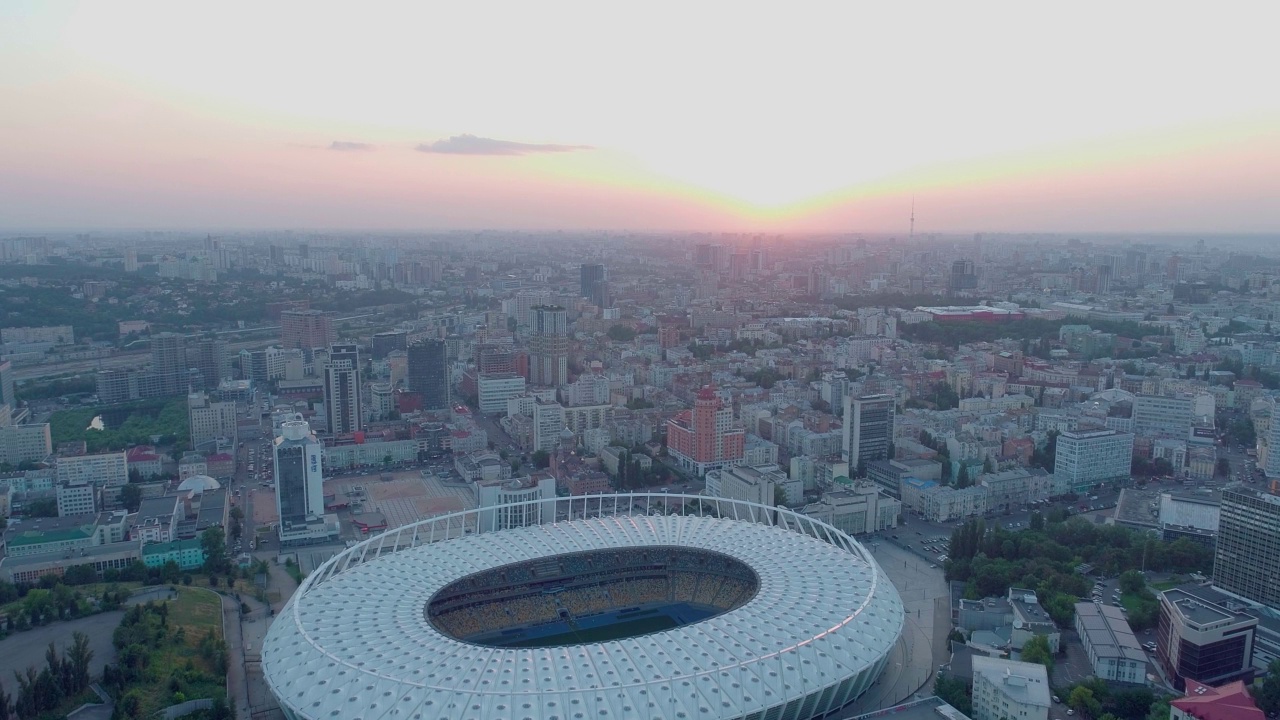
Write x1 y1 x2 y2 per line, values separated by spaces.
14 336 282 382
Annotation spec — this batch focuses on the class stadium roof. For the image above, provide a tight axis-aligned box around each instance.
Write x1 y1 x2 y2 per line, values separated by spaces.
263 502 904 720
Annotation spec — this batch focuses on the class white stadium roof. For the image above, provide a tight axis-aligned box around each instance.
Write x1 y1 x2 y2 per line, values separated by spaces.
263 496 904 720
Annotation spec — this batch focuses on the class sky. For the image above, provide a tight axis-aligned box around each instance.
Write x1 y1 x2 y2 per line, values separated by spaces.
1 1 1278 234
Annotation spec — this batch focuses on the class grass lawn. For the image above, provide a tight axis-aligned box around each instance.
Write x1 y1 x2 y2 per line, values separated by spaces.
168 587 223 637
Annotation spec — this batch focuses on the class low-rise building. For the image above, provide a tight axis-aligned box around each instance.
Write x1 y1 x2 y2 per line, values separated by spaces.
56 450 129 487
474 474 556 532
798 482 900 536
1170 680 1264 720
1075 602 1148 684
970 656 1050 720
56 480 96 517
141 537 206 571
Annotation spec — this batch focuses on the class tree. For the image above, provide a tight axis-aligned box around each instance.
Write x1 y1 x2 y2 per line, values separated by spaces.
531 450 550 469
1118 569 1145 595
1029 511 1045 532
1020 634 1054 674
955 465 972 489
1217 457 1231 477
1251 658 1280 717
934 675 972 716
774 485 788 507
201 526 227 575
1152 457 1174 476
67 631 93 693
1070 686 1103 719
118 483 143 512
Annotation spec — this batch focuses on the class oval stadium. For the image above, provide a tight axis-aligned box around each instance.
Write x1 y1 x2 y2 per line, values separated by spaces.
262 494 905 720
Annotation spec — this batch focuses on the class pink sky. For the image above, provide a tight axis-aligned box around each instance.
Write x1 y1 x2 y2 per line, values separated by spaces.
2 2 1277 233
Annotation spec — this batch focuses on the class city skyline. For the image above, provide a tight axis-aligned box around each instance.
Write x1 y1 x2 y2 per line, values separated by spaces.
2 1 1278 233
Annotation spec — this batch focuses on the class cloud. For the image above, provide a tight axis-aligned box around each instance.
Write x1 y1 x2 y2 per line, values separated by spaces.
416 134 592 156
329 141 374 151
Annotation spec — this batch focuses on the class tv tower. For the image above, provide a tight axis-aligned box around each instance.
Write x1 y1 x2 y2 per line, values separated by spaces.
909 197 915 240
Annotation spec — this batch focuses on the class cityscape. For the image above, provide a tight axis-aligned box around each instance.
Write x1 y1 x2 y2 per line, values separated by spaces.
2 3 1280 720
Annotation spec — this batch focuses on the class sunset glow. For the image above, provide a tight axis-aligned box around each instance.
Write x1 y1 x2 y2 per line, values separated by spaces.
2 1 1277 231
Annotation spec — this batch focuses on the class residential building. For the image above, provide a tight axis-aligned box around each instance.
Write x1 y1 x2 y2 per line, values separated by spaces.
532 399 566 452
0 423 52 465
666 386 746 477
0 358 14 410
192 336 231 390
408 340 450 410
970 656 1051 720
56 480 96 517
280 309 335 351
1053 429 1134 492
1157 587 1257 690
188 391 237 453
843 394 895 470
323 344 362 435
1213 486 1280 607
274 417 336 546
56 450 128 487
1074 602 1147 684
151 332 188 396
529 305 569 388
1170 681 1264 720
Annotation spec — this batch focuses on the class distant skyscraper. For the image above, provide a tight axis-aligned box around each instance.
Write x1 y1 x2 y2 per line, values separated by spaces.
0 359 14 411
408 340 451 410
324 344 362 435
151 333 188 396
124 248 138 272
529 305 569 387
948 259 977 295
280 310 335 350
843 394 895 470
193 336 230 390
274 417 325 540
580 263 609 307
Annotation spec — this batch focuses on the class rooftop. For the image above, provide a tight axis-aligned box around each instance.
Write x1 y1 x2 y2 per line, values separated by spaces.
1172 680 1264 720
972 655 1051 708
1075 602 1147 662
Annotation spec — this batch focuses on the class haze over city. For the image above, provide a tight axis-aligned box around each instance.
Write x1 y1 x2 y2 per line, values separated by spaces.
2 1 1278 232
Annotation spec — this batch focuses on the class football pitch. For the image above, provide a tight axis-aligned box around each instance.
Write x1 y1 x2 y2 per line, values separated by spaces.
502 613 680 648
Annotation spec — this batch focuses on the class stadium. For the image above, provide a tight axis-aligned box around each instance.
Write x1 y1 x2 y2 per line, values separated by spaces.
262 494 905 720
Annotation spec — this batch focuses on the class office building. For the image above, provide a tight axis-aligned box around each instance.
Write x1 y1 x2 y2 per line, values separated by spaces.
842 394 895 470
1213 486 1280 607
1053 429 1134 492
280 310 335 351
948 259 978 295
666 386 745 477
478 373 527 414
323 344 362 435
1075 602 1147 684
56 481 97 517
474 474 556 532
188 391 237 453
528 305 569 387
1157 586 1257 690
580 263 609 308
151 332 188 396
970 656 1050 720
0 423 51 465
798 482 901 535
371 330 408 360
408 340 450 410
1135 394 1196 437
1266 401 1280 479
56 450 128 487
274 417 335 545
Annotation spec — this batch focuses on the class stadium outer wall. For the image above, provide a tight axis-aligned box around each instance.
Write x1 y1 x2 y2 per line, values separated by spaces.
262 493 905 720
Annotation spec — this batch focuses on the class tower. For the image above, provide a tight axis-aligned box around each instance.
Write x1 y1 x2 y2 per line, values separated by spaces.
324 344 362 435
151 333 188 396
408 340 451 411
274 417 325 539
843 394 895 471
909 197 915 241
580 264 609 308
529 305 569 388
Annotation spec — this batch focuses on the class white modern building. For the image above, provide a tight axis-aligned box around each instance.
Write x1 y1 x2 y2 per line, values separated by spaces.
478 373 527 414
188 391 238 453
474 474 556 532
56 451 128 487
971 656 1051 720
1134 394 1196 437
1054 429 1134 492
531 399 566 452
274 417 337 545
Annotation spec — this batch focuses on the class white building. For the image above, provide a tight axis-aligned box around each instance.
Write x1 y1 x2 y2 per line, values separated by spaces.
1074 602 1147 684
970 656 1051 720
188 391 237 453
562 403 612 437
706 465 790 516
1134 394 1195 437
799 483 900 536
532 399 566 452
474 474 556 532
56 481 96 517
274 417 336 545
56 451 128 487
1054 429 1134 493
478 373 527 414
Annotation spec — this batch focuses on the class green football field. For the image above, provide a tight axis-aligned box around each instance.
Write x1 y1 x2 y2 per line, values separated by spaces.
502 614 679 648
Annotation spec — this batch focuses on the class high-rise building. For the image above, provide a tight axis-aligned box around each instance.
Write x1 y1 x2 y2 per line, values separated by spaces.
123 248 138 272
280 310 335 351
371 330 408 361
192 336 231 390
1213 486 1280 607
842 394 895 470
529 305 569 388
408 340 450 410
477 344 516 375
580 263 609 308
0 359 14 411
532 399 566 452
188 391 238 453
324 344 362 435
666 386 745 476
1053 429 1134 492
151 333 189 396
274 417 328 543
948 259 978 294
